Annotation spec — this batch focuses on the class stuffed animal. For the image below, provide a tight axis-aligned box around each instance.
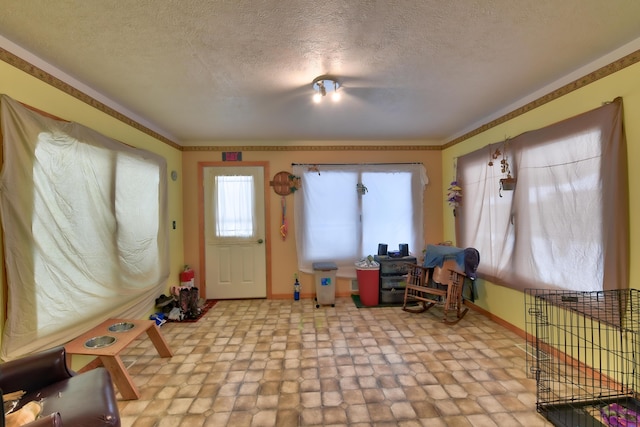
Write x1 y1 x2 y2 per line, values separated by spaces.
4 401 42 427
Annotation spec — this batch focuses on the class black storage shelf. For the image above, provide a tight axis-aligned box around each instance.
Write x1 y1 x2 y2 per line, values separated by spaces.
374 255 416 304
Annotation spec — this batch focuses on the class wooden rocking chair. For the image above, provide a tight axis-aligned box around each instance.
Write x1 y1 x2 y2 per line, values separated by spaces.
402 263 469 324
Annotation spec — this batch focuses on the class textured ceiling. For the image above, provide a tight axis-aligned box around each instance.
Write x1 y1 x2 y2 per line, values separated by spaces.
1 1 640 145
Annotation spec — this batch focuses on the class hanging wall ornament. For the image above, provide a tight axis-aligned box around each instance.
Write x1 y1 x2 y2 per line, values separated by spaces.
447 159 462 216
280 196 288 240
270 171 300 195
488 137 516 197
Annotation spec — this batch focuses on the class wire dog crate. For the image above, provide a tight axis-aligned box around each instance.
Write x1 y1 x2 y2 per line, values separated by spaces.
525 289 640 427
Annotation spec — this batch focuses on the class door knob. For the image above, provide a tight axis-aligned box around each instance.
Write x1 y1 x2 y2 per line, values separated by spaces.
257 239 264 244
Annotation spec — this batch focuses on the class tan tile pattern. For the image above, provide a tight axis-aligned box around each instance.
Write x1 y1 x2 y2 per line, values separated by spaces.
116 298 553 426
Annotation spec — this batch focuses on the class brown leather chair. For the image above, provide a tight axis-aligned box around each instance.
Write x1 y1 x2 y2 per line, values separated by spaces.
1 346 120 426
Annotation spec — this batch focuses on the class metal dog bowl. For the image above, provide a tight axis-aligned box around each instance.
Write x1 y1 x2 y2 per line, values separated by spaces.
84 335 116 349
108 322 135 332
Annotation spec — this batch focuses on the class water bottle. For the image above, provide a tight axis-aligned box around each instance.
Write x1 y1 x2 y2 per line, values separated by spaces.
294 275 300 300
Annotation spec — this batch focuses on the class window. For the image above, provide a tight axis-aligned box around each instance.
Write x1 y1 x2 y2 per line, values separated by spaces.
456 99 628 292
0 95 169 359
293 163 428 277
214 175 255 238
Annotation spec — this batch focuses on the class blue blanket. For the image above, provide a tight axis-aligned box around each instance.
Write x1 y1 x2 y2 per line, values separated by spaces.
423 244 465 269
423 244 480 280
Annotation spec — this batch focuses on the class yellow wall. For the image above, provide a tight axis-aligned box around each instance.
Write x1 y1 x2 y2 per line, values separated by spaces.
0 52 445 341
441 60 640 331
0 60 185 344
3 47 638 346
182 147 443 299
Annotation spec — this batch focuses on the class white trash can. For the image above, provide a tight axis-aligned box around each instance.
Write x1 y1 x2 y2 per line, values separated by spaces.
312 262 338 308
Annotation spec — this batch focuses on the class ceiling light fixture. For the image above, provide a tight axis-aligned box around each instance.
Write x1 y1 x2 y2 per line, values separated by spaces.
312 75 341 103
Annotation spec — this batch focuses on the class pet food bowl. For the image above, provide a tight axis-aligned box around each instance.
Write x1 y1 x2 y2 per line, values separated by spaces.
108 322 135 332
84 335 116 349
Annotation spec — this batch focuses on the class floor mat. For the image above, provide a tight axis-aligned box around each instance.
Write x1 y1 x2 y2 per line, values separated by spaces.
351 294 416 308
167 299 217 323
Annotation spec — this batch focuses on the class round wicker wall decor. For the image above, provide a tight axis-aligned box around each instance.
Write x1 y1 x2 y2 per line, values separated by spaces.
270 171 299 195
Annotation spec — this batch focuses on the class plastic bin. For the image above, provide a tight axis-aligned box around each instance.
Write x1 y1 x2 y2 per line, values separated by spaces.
312 262 337 308
355 260 380 306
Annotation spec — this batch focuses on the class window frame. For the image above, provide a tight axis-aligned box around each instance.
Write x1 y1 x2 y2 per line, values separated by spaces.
293 163 428 277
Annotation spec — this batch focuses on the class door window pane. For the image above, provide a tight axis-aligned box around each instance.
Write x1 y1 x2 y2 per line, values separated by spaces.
215 175 255 238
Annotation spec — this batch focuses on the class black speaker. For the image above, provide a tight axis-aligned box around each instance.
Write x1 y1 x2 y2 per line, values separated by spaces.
399 243 409 256
377 243 388 255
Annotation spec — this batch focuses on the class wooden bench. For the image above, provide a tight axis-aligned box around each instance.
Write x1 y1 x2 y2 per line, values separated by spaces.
65 318 172 400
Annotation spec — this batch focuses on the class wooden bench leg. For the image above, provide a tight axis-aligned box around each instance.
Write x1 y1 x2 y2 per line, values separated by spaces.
100 355 140 400
146 324 173 358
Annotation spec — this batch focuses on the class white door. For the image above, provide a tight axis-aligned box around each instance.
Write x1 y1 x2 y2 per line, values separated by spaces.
204 166 267 299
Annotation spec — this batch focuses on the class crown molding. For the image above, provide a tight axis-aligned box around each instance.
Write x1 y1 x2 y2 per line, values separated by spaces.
3 41 639 153
443 48 640 149
0 46 182 150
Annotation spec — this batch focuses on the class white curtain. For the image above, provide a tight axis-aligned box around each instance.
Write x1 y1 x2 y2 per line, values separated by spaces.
213 173 256 239
293 163 428 277
457 98 628 292
0 95 169 360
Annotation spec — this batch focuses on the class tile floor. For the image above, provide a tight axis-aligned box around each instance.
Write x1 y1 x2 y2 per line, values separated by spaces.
115 297 553 426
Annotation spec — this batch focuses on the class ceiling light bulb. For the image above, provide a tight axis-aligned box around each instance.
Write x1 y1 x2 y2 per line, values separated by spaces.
312 75 341 104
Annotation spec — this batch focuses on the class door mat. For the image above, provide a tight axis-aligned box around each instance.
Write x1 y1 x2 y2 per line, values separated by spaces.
167 299 217 323
351 294 416 308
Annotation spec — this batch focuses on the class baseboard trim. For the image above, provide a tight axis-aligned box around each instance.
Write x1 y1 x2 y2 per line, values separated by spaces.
464 300 526 339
